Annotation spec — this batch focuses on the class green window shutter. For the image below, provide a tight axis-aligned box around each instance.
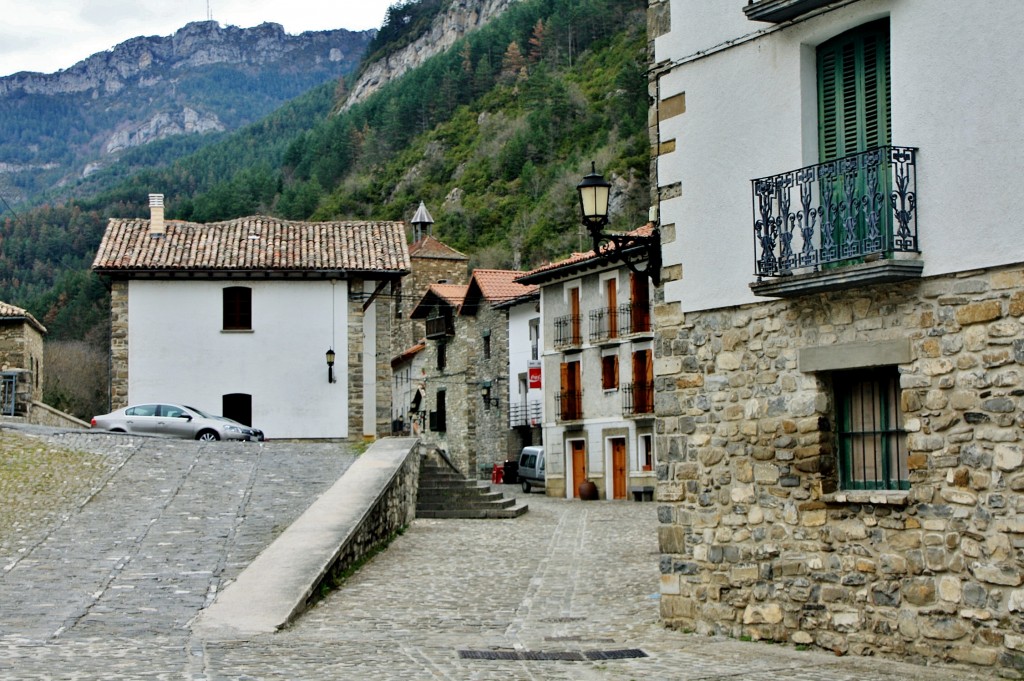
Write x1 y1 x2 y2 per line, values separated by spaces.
817 20 891 162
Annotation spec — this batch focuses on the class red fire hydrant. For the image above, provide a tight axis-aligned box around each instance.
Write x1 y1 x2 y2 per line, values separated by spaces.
491 463 504 484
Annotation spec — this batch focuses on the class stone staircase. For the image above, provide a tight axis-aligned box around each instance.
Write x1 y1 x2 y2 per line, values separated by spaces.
416 457 528 519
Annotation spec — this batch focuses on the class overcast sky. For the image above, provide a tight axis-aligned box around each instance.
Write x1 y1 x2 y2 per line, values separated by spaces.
0 0 395 77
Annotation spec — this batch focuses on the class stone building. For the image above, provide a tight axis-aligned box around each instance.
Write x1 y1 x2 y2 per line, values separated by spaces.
92 199 409 440
410 270 535 478
518 229 658 500
649 0 1024 672
392 214 470 360
0 301 46 413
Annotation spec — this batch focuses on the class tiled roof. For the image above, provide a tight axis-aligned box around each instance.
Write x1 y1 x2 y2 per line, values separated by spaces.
391 340 426 368
469 269 538 303
427 283 469 308
0 301 46 334
408 283 468 318
516 223 655 284
408 235 468 261
92 216 410 275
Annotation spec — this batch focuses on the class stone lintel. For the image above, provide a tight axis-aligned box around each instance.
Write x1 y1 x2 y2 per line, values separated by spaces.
799 338 912 373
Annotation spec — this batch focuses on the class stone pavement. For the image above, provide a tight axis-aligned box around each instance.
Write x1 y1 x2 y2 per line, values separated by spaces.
0 428 998 679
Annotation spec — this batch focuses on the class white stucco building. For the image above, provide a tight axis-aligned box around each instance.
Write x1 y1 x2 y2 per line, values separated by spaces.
518 228 658 500
649 0 1024 671
93 204 409 440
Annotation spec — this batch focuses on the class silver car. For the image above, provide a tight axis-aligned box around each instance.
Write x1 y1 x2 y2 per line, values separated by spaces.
90 403 264 442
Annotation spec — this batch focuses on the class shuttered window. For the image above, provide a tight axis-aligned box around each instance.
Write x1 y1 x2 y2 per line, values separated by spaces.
817 19 891 162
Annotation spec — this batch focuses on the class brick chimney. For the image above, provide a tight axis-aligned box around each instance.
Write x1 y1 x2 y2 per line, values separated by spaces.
149 194 165 237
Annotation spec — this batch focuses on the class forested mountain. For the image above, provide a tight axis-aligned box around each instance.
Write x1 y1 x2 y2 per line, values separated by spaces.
0 21 373 204
0 0 649 350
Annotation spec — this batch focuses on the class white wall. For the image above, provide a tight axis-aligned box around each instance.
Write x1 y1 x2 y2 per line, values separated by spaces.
657 0 1024 313
128 279 349 439
508 300 542 408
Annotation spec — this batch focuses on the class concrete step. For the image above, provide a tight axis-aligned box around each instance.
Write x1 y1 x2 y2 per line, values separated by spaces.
416 497 516 511
417 488 503 501
415 503 529 520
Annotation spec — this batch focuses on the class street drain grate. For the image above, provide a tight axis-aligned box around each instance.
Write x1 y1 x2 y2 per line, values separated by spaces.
585 649 648 660
458 649 647 662
540 616 586 623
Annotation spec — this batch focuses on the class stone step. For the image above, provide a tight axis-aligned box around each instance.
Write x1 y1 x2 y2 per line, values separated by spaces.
416 497 516 511
415 503 529 520
417 486 501 499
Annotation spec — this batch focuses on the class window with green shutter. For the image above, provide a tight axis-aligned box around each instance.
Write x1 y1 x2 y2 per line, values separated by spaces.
817 20 891 162
817 20 891 263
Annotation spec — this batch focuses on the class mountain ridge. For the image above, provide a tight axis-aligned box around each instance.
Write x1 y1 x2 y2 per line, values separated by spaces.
0 21 374 204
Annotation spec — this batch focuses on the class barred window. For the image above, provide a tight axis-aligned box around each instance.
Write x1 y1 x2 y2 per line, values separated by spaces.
835 368 908 490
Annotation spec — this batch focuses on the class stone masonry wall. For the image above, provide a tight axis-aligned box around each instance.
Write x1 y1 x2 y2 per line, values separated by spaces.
654 265 1024 673
109 281 129 410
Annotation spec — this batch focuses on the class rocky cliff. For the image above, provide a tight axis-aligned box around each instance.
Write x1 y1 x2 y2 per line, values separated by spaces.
340 0 517 111
0 21 373 202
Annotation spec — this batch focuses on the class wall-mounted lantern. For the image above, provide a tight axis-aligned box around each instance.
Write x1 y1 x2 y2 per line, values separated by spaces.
577 161 661 285
480 380 499 410
326 348 337 384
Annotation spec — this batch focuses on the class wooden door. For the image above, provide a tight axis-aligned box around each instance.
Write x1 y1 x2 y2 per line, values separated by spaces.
611 438 627 499
630 274 650 333
570 287 581 345
571 440 586 498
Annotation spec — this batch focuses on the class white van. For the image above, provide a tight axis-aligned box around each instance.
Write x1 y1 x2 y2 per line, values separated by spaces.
517 446 545 493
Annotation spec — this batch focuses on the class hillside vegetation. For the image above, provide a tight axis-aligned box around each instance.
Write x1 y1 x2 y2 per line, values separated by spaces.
0 0 648 349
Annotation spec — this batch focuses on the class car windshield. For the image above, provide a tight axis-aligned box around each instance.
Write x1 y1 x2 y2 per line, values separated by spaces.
184 405 211 418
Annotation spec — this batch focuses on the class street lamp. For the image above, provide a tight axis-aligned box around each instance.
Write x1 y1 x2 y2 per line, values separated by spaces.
480 380 499 410
576 162 661 285
326 348 336 384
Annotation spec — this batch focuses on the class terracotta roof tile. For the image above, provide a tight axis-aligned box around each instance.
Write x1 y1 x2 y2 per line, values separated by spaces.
516 223 655 284
92 216 410 275
0 301 46 334
408 235 468 260
469 269 538 303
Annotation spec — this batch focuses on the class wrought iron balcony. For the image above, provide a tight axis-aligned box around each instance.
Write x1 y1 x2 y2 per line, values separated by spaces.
509 400 543 428
589 307 620 344
556 391 583 421
623 382 654 417
618 303 651 337
553 314 583 350
750 146 922 297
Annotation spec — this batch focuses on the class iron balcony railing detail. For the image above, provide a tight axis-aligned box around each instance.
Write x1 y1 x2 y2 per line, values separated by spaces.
589 307 619 344
752 146 918 279
553 314 583 349
623 382 654 416
618 303 651 337
509 400 543 428
556 391 583 421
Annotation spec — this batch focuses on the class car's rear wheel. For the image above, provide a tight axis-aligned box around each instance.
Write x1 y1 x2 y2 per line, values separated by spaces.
522 480 530 493
197 430 220 442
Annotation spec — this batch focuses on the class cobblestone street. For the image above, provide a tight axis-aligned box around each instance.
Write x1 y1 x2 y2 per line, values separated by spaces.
0 427 996 679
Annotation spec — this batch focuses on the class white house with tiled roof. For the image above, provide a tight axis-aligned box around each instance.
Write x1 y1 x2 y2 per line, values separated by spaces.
517 225 657 500
92 198 410 440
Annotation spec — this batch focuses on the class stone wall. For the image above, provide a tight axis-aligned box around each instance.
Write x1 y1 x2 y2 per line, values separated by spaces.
654 265 1024 672
473 303 512 474
109 281 129 410
0 320 44 404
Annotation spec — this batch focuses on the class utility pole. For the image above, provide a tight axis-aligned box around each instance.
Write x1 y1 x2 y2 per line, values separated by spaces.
207 0 213 21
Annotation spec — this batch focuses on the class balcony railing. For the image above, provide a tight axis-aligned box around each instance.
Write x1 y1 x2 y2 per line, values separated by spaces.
556 391 583 421
553 314 583 350
618 303 651 337
509 400 542 428
751 146 919 281
623 382 654 417
589 307 620 344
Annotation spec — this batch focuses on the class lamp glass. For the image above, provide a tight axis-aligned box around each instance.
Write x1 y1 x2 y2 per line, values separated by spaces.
325 348 336 366
576 165 611 222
